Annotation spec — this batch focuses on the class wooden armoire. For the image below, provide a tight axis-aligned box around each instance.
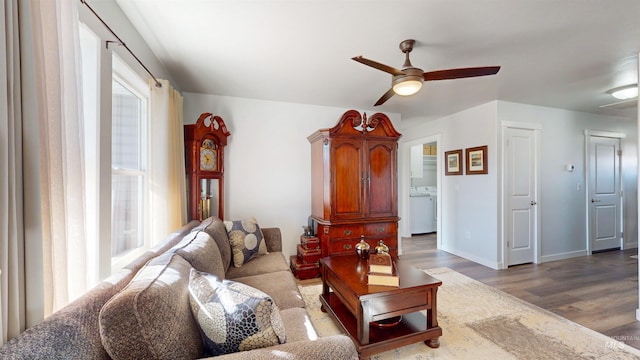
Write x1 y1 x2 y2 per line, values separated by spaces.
308 110 402 258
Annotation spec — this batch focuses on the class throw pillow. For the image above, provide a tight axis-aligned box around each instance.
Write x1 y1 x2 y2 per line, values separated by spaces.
224 217 268 267
188 269 286 356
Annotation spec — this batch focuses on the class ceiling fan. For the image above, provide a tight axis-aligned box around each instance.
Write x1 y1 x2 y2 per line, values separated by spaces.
352 39 501 106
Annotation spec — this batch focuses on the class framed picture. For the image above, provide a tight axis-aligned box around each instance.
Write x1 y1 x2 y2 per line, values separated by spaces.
444 149 463 175
466 145 488 175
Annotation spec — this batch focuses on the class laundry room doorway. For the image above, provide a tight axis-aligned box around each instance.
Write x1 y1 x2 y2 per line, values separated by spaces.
407 134 441 250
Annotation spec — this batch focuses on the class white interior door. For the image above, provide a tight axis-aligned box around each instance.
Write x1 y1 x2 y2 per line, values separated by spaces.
588 135 621 252
505 127 537 266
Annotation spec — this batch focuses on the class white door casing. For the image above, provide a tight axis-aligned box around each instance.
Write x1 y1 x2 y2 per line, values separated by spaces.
587 133 623 252
504 126 539 266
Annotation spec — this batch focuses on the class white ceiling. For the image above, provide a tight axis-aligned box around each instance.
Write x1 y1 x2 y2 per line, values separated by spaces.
116 0 640 122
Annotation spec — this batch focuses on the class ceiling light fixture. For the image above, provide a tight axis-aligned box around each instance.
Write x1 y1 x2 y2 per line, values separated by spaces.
393 78 423 96
392 68 424 96
609 84 638 100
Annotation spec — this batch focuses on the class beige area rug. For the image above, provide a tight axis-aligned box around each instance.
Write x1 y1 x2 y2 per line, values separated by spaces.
299 268 640 359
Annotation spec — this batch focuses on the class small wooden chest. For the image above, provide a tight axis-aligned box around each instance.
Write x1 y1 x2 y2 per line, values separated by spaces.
290 255 320 280
296 244 321 264
300 235 320 249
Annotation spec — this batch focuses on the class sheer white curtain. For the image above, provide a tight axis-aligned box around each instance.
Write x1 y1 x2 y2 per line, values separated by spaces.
30 0 89 315
149 79 187 244
0 0 26 343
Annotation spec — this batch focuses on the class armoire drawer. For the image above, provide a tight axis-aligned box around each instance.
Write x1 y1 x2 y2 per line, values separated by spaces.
323 224 364 239
329 236 398 256
329 238 367 255
364 222 397 236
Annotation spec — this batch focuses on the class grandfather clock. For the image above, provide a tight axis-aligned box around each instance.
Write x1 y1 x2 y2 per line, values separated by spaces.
184 113 230 221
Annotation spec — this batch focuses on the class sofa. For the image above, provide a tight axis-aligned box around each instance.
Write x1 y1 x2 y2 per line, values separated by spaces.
0 217 358 359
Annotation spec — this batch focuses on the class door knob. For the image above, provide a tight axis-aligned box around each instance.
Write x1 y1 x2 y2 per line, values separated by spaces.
591 199 601 203
530 201 537 205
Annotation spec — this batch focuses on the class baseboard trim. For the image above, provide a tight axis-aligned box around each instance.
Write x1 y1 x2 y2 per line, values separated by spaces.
441 246 500 270
540 250 588 263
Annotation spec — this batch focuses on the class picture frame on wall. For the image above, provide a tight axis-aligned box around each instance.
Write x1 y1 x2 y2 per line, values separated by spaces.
444 149 463 175
466 145 488 175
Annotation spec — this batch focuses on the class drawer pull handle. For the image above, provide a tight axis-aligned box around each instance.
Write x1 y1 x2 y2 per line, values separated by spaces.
323 228 329 234
377 227 384 233
344 230 352 236
344 244 352 250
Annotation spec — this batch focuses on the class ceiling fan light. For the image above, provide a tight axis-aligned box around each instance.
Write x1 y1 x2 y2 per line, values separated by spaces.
393 79 423 96
610 84 638 100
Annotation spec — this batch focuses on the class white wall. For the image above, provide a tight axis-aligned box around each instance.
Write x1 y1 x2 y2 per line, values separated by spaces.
399 100 637 270
183 93 401 260
399 102 500 268
410 156 437 187
497 101 638 259
79 0 179 88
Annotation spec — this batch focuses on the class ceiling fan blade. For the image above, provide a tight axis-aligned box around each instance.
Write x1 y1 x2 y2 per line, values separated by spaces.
423 66 501 81
352 56 405 76
374 88 396 106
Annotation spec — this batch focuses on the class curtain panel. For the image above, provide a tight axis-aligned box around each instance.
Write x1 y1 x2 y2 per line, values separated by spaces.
149 79 187 244
30 0 89 315
0 0 26 343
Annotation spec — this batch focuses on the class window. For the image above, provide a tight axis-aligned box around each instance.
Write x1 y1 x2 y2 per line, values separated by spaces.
111 79 145 257
111 56 149 271
79 23 100 285
79 22 152 281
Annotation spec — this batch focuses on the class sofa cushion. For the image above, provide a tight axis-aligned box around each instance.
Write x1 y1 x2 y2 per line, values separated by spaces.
188 270 286 356
224 217 268 267
99 253 203 359
232 271 306 310
226 252 291 279
196 217 233 272
278 307 317 342
170 230 225 280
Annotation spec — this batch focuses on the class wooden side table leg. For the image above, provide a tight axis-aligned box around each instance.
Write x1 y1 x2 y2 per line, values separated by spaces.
427 288 439 326
425 287 440 348
425 337 440 348
357 301 371 345
320 265 328 313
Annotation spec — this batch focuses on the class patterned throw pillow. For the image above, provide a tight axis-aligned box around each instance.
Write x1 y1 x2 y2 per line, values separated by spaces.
224 217 268 267
188 269 286 356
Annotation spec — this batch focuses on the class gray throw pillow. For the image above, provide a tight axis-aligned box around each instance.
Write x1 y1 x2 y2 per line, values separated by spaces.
188 269 286 356
224 217 268 267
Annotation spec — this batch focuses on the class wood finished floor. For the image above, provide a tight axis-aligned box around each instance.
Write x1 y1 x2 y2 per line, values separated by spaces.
399 233 640 350
299 234 640 350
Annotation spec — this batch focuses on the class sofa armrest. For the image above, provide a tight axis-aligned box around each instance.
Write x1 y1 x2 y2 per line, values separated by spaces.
0 271 134 360
262 227 282 252
205 335 358 360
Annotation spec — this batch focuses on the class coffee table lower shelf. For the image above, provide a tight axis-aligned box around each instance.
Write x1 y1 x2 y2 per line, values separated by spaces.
319 292 442 358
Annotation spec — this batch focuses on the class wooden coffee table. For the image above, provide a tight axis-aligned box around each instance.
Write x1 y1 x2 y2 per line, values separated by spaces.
319 255 442 359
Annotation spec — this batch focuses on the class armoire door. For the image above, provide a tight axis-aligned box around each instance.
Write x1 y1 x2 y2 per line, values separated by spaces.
331 138 365 219
366 139 397 217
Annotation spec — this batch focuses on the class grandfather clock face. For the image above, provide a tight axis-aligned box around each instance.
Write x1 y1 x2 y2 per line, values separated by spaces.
199 139 218 171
